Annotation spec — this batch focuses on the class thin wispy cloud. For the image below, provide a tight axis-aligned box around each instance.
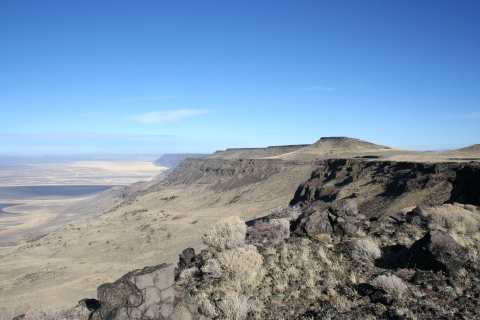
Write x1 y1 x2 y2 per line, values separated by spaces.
130 109 209 124
117 96 179 102
293 86 336 92
447 112 480 119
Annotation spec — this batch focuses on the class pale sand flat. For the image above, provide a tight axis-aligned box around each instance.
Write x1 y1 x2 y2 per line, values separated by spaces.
69 161 168 172
0 161 167 187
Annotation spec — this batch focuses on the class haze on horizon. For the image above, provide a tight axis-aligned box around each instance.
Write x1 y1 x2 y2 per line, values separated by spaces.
1 1 479 155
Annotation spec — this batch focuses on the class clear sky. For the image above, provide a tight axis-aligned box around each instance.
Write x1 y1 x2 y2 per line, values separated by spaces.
1 1 479 155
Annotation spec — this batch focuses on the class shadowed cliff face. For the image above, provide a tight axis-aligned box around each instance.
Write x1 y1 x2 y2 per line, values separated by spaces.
290 160 480 217
450 163 480 205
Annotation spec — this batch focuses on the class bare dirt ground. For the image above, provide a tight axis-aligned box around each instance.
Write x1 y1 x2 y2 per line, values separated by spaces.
1 138 479 316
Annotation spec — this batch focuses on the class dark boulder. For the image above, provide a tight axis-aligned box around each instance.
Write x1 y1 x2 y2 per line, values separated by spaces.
176 247 204 279
78 298 101 311
408 230 468 272
178 248 203 270
293 199 363 239
329 198 358 217
333 216 360 238
292 209 333 238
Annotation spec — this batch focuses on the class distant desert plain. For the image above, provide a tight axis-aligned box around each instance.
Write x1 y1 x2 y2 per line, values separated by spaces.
1 138 480 317
0 157 168 246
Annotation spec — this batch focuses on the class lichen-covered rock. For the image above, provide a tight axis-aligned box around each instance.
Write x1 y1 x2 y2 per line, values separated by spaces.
92 263 198 320
408 230 468 272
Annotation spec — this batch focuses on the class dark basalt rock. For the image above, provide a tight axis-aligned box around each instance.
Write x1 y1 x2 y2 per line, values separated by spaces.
292 209 333 238
408 230 469 272
329 198 358 217
176 247 204 279
293 199 363 239
78 298 101 311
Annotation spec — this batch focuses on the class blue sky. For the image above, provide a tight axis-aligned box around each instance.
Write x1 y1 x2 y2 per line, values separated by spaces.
1 1 479 155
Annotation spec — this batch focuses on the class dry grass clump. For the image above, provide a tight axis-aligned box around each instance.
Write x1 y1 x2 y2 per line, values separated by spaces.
348 238 381 263
330 295 357 313
418 204 480 263
371 274 408 298
423 204 480 234
24 307 90 320
247 218 290 244
203 216 247 251
314 233 332 244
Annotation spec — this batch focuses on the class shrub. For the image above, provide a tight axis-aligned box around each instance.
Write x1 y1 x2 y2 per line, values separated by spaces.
247 218 290 244
217 293 250 320
268 205 301 220
371 274 408 298
179 267 200 279
349 238 381 263
217 248 264 282
24 307 90 320
201 299 219 318
203 216 247 251
201 258 224 281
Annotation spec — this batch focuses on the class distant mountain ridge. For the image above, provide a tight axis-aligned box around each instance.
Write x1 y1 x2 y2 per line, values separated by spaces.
155 153 209 168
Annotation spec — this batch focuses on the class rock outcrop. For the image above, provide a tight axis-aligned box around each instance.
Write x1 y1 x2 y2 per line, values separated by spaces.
290 160 480 216
408 230 469 272
292 198 363 239
292 209 333 238
92 263 198 320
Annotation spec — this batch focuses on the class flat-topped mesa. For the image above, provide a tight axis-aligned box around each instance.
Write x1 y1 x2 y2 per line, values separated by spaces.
312 136 391 150
206 144 309 160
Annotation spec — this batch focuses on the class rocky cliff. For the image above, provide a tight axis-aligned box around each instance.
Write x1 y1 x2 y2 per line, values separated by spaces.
290 159 480 217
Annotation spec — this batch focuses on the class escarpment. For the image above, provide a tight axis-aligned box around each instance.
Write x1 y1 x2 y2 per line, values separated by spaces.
291 160 480 217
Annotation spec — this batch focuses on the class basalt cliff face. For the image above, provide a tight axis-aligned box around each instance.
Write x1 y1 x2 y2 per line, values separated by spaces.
291 159 480 216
